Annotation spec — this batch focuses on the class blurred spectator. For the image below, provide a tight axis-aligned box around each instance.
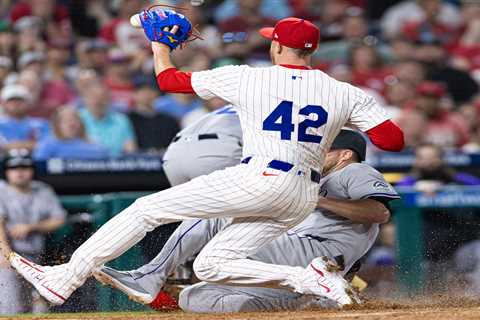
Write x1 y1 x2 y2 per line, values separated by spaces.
128 80 180 154
218 0 276 59
0 84 49 152
214 0 291 23
70 39 110 79
13 16 46 54
349 42 393 95
16 52 75 119
384 80 416 118
392 59 426 86
176 1 222 59
397 143 480 189
402 0 458 48
17 51 44 74
68 1 111 38
290 0 322 22
414 37 479 104
398 81 469 148
99 0 146 54
0 22 15 58
451 1 480 79
79 82 137 157
318 0 352 41
103 48 134 112
0 56 12 87
10 0 71 45
34 106 109 160
314 7 391 64
380 0 461 39
0 148 66 315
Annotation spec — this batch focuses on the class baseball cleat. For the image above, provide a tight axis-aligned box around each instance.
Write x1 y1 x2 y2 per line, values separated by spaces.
93 267 156 305
301 256 361 307
9 252 68 305
149 291 179 310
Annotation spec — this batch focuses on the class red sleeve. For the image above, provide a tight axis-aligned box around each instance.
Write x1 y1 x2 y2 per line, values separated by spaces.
156 68 194 94
366 120 405 152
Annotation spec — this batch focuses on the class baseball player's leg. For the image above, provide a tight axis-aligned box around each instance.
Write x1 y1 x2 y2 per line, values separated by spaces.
192 216 310 288
95 218 231 302
0 268 23 314
179 282 306 313
251 233 347 274
182 234 346 313
11 159 319 304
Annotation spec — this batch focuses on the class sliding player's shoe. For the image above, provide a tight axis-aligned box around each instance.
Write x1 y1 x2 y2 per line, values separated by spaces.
9 252 73 305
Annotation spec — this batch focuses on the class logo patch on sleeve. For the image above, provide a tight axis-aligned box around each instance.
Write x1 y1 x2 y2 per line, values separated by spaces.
373 181 390 190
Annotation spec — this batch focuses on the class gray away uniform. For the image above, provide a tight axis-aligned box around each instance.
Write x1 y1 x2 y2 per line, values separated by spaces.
162 105 242 186
125 162 399 313
0 181 66 315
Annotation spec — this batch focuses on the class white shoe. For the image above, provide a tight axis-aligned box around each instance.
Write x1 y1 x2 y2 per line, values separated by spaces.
9 252 71 305
301 256 361 307
93 267 155 304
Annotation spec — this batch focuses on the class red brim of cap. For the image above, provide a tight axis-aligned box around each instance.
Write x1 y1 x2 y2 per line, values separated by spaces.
259 27 274 40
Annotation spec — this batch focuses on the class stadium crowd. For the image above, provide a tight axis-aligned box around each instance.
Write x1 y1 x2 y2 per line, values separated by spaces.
0 0 480 159
1 0 480 314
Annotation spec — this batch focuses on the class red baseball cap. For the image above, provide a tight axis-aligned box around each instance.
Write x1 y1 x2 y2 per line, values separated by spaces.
259 17 320 50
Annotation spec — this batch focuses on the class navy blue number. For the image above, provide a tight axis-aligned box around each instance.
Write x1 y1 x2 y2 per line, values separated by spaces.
262 101 295 140
298 105 328 143
263 101 328 143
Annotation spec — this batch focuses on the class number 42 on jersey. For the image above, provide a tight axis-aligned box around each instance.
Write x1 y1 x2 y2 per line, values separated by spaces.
262 101 328 144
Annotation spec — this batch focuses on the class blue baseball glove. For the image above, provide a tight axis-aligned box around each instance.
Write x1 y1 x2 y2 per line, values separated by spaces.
140 9 192 50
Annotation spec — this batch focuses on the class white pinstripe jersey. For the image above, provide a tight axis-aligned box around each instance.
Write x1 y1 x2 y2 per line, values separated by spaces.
191 65 389 172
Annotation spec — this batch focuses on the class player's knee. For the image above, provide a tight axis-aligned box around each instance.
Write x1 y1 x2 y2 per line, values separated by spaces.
192 255 219 282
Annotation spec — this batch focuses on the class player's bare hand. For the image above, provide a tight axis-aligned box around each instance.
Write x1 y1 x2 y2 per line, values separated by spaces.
163 25 179 34
8 224 32 240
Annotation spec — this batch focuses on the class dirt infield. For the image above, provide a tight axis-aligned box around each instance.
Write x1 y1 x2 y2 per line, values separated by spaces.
4 297 480 320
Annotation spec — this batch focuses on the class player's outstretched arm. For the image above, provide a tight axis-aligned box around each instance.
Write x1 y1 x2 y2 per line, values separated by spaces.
152 41 176 75
151 38 195 94
138 9 245 101
316 197 390 224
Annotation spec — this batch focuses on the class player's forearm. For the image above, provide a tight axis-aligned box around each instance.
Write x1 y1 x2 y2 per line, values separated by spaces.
317 197 390 224
152 42 175 75
152 42 194 93
30 217 65 234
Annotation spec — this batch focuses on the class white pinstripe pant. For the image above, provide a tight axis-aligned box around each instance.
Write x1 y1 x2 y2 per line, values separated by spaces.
65 157 319 292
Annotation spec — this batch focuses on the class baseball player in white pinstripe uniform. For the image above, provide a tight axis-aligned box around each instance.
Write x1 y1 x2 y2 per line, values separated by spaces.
93 130 399 313
7 15 404 308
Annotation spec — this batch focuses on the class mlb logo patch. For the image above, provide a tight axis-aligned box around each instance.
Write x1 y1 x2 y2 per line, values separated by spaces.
305 43 312 48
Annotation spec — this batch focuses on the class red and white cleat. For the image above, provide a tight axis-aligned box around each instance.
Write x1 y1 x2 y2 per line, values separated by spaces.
301 256 361 307
9 252 69 306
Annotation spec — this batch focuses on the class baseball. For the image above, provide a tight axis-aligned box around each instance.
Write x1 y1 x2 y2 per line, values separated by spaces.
130 13 141 28
191 0 205 6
